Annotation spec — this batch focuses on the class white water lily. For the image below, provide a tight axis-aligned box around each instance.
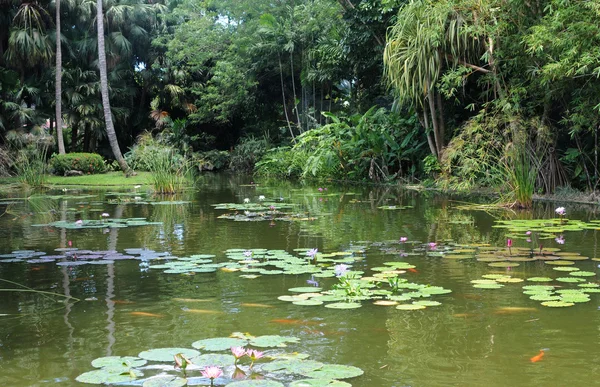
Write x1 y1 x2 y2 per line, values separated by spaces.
244 198 250 203
258 195 265 201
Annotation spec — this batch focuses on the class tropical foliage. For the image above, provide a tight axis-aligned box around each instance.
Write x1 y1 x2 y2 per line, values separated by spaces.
4 0 600 198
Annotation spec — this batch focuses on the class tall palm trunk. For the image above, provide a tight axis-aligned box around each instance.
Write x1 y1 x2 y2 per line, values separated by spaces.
279 54 295 143
55 0 65 154
96 0 132 176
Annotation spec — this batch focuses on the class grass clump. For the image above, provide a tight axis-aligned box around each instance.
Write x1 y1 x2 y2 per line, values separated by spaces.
147 147 194 194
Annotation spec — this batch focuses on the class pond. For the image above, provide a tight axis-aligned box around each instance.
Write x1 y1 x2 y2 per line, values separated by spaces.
1 173 600 387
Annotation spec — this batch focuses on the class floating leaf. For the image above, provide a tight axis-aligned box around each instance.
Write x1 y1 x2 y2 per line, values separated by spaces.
556 277 586 283
527 277 554 282
142 375 187 387
324 302 362 309
569 271 596 277
91 356 146 369
293 299 324 306
473 283 504 289
76 369 143 384
225 381 285 387
301 364 364 380
395 304 426 310
249 335 301 348
289 379 351 387
289 287 323 293
541 301 575 307
190 354 235 367
413 300 441 307
138 348 199 362
191 337 248 351
262 360 324 374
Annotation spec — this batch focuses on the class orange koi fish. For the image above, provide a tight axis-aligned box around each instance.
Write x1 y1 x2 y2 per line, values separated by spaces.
407 268 418 273
530 350 545 363
130 312 163 318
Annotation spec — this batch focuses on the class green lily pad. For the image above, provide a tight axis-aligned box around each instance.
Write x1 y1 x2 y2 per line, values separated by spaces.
225 381 285 387
523 285 555 291
249 335 301 348
302 364 364 380
541 301 575 307
191 337 248 351
488 262 519 268
190 353 235 367
289 380 351 387
262 359 324 374
76 369 143 384
91 356 146 368
553 266 580 272
324 302 362 309
530 294 561 301
413 300 441 307
396 304 426 310
569 271 596 277
289 287 323 293
556 277 586 283
138 348 199 362
143 375 187 387
293 299 324 306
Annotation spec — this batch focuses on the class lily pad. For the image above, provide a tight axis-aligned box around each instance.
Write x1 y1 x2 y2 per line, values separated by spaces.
76 369 143 384
396 304 426 310
289 380 352 387
324 302 362 309
249 335 301 348
262 359 324 374
191 337 248 351
293 299 324 306
225 381 285 387
91 356 146 369
541 301 575 307
289 287 323 293
302 364 364 380
190 353 235 367
527 277 554 282
138 348 200 362
142 375 187 387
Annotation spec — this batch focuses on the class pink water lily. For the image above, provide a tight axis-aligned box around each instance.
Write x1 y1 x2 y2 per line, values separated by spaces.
555 207 566 216
428 242 437 250
399 237 408 243
246 349 264 368
231 346 246 364
507 239 512 247
201 366 223 384
526 231 532 235
75 220 83 225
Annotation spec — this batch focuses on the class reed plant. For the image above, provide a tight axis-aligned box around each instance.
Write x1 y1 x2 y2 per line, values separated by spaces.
497 144 538 209
147 147 193 194
15 145 49 188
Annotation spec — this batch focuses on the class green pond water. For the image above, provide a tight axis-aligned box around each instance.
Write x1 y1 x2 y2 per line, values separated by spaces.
1 173 600 387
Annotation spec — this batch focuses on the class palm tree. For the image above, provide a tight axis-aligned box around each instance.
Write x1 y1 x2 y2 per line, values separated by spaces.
55 0 66 154
96 0 132 175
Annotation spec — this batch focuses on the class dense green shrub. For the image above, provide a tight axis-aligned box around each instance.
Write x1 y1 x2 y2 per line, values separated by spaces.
50 153 106 175
229 137 269 172
254 108 426 182
254 147 305 179
125 132 186 171
194 150 230 171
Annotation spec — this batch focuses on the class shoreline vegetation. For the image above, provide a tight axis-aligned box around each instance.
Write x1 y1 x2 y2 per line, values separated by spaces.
1 170 599 207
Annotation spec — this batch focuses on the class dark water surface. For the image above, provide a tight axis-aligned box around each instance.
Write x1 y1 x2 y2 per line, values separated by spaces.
1 173 600 387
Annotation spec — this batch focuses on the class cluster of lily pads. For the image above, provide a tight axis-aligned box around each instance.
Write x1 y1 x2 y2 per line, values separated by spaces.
212 201 320 222
76 333 363 386
468 268 600 308
33 217 162 230
0 248 169 265
277 260 451 311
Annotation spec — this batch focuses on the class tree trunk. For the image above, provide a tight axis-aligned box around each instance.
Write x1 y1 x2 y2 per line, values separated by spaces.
436 91 445 156
71 123 78 152
421 107 437 158
97 0 133 176
279 54 295 143
426 86 442 159
55 0 66 154
290 51 300 126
